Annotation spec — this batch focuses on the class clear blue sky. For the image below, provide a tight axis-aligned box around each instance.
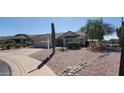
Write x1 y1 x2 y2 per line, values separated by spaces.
0 17 122 40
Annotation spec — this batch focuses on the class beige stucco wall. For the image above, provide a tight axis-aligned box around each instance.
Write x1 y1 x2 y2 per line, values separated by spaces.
34 41 52 48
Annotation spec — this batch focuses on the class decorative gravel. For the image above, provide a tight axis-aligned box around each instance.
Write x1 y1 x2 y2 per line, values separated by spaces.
30 48 121 76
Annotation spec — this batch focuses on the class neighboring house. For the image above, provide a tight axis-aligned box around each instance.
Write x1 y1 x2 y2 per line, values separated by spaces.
56 31 87 47
0 34 33 44
0 31 88 48
0 36 12 43
32 31 88 48
10 34 32 43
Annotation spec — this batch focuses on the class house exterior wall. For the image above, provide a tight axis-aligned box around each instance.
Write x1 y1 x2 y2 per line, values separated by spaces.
56 39 63 47
32 31 87 48
80 38 86 47
33 41 52 48
57 38 86 47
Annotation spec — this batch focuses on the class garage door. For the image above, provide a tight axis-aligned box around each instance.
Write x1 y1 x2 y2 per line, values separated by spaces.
34 41 51 48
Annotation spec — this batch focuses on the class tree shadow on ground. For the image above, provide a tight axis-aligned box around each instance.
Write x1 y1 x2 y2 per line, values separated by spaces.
37 52 54 69
28 52 54 74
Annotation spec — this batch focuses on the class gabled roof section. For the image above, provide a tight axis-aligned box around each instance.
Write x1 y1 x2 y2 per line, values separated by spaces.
57 31 84 39
0 36 12 41
76 31 86 37
14 34 34 39
0 31 86 42
31 34 51 41
10 36 29 40
55 33 64 38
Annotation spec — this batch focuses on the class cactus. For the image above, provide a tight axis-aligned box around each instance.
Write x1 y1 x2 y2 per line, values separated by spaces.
116 18 124 47
119 18 124 76
51 23 56 53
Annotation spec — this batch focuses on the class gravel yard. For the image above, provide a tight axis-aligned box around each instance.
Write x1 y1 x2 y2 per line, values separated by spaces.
30 47 121 76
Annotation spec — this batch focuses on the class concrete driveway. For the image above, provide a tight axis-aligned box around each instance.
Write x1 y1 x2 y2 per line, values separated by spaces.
0 48 56 76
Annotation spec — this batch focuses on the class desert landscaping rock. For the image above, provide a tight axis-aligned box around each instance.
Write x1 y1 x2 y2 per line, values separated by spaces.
59 63 89 76
59 53 109 76
31 48 121 76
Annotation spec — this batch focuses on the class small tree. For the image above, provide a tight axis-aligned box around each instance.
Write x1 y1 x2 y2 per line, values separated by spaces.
80 18 115 48
108 39 119 46
116 26 123 47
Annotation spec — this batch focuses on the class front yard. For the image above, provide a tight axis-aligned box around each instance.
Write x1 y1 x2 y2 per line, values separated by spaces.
30 47 121 76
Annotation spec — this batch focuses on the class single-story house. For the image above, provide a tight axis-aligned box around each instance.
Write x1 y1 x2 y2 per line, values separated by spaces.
0 36 12 43
10 34 32 43
0 31 89 49
0 34 33 44
32 31 88 48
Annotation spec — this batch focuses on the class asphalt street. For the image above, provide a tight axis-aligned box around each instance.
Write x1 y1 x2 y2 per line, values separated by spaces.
0 60 11 76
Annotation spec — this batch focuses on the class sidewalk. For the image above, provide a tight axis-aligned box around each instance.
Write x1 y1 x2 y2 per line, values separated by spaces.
0 48 56 76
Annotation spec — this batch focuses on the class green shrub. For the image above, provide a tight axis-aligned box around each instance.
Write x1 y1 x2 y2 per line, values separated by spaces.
9 43 15 49
6 44 10 49
1 44 7 50
25 42 32 46
22 43 27 47
4 43 15 49
1 40 16 49
0 40 32 49
66 42 81 49
4 40 16 44
15 43 21 48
